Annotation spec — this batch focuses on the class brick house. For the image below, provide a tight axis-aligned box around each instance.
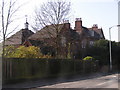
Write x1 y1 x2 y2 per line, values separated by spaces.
27 21 78 57
27 18 105 58
5 18 105 59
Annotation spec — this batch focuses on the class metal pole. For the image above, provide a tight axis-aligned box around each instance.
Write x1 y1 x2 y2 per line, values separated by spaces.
109 27 112 71
108 25 120 72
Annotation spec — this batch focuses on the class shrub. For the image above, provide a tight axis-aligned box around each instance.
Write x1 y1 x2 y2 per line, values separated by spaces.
83 56 94 61
4 46 51 58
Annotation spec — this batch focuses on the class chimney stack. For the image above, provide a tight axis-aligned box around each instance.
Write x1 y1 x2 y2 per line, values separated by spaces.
92 24 98 30
63 20 70 29
74 18 82 32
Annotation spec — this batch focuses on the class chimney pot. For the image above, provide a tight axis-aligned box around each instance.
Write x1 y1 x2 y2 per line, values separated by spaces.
93 24 98 28
64 20 69 23
76 18 82 21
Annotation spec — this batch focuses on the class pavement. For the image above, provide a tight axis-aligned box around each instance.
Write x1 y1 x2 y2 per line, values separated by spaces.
2 72 119 89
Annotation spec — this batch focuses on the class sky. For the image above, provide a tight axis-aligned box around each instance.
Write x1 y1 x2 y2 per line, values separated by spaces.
12 0 119 41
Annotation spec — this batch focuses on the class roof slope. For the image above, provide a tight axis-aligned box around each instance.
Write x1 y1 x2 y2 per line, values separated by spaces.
5 29 34 45
88 28 105 39
29 24 65 40
28 23 104 45
80 26 105 40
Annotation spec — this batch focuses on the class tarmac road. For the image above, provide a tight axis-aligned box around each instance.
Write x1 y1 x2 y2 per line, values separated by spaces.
35 73 119 88
3 73 119 89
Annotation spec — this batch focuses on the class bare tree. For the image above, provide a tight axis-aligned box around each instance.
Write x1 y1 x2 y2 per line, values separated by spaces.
0 0 22 58
32 0 71 58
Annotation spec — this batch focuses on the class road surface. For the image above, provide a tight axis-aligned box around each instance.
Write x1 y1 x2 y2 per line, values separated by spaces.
3 73 119 89
32 73 119 89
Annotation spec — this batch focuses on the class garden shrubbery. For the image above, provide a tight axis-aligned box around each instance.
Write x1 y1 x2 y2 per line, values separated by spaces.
4 46 51 58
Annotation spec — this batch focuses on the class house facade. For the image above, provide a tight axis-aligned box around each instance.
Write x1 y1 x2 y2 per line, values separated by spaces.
27 18 105 58
5 18 105 59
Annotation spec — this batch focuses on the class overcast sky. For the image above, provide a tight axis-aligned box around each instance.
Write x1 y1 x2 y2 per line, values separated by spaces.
15 0 118 41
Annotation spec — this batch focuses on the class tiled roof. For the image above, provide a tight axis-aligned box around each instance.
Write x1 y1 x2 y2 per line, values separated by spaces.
82 27 104 39
29 24 104 43
28 24 65 40
5 29 34 45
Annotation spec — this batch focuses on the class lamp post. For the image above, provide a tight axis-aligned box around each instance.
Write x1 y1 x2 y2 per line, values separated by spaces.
109 25 120 72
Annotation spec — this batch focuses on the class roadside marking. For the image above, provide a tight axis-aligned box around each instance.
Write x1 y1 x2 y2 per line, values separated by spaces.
97 80 113 86
97 82 107 86
111 75 117 77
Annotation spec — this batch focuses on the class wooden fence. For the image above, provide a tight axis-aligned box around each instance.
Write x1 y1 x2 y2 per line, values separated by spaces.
2 58 99 84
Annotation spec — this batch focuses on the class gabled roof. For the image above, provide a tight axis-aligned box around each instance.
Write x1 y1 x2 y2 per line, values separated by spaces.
88 27 105 39
81 27 104 39
28 24 66 40
28 22 105 46
5 29 34 45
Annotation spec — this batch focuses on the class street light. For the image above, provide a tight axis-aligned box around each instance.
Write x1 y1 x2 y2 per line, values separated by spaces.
109 25 120 72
